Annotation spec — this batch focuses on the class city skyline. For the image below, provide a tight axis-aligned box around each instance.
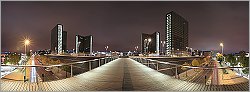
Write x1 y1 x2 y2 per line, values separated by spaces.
1 1 249 54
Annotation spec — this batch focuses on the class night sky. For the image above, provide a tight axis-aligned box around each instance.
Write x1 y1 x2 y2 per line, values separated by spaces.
1 1 249 54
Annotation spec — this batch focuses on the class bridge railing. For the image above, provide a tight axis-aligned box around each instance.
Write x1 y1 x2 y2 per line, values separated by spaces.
131 57 249 85
132 58 180 78
1 56 118 82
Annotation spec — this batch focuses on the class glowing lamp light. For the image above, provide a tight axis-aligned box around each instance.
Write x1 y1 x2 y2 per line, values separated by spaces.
24 39 30 45
148 38 151 42
220 43 223 47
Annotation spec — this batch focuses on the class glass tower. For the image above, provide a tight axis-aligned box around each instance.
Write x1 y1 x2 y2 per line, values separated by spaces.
51 24 67 54
165 11 188 57
75 35 93 55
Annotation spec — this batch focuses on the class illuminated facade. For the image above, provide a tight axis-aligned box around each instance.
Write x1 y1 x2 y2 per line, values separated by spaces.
51 24 67 54
141 32 160 55
75 35 93 55
165 11 188 56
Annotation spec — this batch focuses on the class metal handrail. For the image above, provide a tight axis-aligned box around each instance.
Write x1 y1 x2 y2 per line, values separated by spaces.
135 58 249 69
1 57 116 68
132 57 249 80
1 56 118 82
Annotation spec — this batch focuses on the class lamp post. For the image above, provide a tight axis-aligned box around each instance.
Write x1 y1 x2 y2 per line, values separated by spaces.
172 48 174 57
105 46 108 56
76 42 81 54
24 40 30 55
186 47 189 56
144 39 147 54
220 42 224 80
161 41 166 55
177 49 179 57
161 41 163 54
220 43 224 55
24 39 30 82
135 46 138 52
147 38 151 54
190 48 193 56
143 38 151 55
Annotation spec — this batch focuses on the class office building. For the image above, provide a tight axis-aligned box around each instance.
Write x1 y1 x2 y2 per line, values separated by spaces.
165 11 188 56
51 24 67 54
75 35 93 55
141 32 160 55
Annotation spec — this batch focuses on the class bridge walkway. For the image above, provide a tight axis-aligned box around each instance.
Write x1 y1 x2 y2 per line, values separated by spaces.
1 58 249 91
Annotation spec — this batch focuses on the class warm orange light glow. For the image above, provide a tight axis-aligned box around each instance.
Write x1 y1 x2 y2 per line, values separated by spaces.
24 39 30 45
21 36 32 46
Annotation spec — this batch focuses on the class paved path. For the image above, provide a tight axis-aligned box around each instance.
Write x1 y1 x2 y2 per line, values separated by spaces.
1 58 249 91
1 68 24 81
218 61 249 85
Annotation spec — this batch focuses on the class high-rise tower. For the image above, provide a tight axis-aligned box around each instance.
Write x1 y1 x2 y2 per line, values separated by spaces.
51 24 67 54
75 35 93 55
165 11 188 56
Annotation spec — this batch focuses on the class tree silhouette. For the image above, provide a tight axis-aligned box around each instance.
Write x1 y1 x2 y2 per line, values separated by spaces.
5 54 21 65
238 51 248 67
226 54 237 66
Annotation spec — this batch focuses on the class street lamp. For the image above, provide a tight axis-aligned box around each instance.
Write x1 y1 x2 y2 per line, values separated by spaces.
186 47 189 56
76 42 81 54
172 48 174 57
135 46 138 52
220 43 224 55
147 38 151 54
161 41 163 54
143 38 151 55
24 39 30 55
161 41 166 55
148 38 151 42
23 39 30 82
219 42 225 80
177 49 179 57
105 46 109 55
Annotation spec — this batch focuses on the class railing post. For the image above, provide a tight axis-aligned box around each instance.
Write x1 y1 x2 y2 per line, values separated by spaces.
108 57 109 62
147 60 149 67
89 61 92 70
107 57 108 63
156 62 159 70
99 59 101 67
70 64 73 77
144 59 147 64
105 58 107 64
175 65 178 78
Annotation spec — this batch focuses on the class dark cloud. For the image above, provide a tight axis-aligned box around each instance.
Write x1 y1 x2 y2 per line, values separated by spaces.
1 1 249 54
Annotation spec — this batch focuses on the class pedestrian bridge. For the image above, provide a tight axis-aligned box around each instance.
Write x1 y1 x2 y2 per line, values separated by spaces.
1 58 249 91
